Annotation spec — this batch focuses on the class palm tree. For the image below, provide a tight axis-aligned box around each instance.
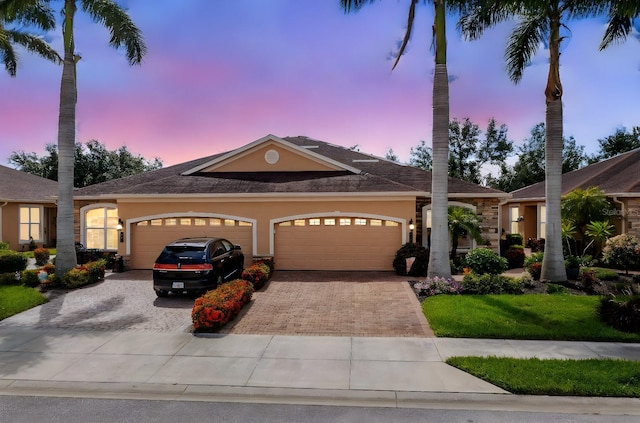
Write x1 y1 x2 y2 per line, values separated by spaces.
584 220 614 258
561 186 610 240
448 206 483 259
458 1 636 283
341 0 473 278
0 0 59 76
55 0 146 276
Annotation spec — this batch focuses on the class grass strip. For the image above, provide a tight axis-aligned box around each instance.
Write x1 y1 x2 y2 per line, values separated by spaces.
0 285 47 320
422 294 640 342
447 356 640 397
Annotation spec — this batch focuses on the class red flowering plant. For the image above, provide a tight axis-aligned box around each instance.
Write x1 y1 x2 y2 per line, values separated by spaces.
191 279 254 332
241 260 274 290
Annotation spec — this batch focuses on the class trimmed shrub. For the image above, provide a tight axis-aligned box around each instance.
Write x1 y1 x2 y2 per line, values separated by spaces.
602 234 640 273
412 277 462 297
594 268 619 281
0 241 8 250
241 260 273 290
0 272 19 285
43 263 56 274
61 259 106 289
393 243 429 276
464 248 507 275
34 248 50 266
461 273 524 294
0 251 27 273
505 233 523 249
192 279 254 332
546 283 568 295
254 258 275 275
504 246 525 269
21 269 42 287
599 296 640 334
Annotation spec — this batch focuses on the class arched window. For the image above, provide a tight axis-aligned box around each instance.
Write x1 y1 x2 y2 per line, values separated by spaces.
83 205 119 250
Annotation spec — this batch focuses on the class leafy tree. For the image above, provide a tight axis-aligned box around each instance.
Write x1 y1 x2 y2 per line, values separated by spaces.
561 186 610 238
448 206 483 259
10 140 162 188
0 0 59 76
448 117 512 184
384 148 399 162
589 126 640 164
342 0 474 278
459 1 639 283
485 123 588 192
54 0 146 276
408 140 433 171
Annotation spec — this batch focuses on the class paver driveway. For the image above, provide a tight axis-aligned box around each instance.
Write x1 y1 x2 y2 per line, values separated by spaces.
220 271 433 337
1 271 432 337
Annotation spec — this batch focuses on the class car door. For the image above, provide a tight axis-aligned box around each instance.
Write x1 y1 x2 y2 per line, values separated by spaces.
211 240 233 281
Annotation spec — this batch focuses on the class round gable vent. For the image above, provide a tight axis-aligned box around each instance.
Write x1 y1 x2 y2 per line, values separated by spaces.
264 149 280 164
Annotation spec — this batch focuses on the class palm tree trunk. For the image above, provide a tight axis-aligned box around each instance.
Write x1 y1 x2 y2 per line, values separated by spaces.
427 0 451 278
540 11 566 283
55 0 78 277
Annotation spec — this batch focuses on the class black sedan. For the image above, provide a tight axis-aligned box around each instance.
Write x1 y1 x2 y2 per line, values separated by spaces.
152 237 244 297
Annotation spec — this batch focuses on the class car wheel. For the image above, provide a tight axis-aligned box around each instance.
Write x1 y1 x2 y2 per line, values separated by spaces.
155 290 168 298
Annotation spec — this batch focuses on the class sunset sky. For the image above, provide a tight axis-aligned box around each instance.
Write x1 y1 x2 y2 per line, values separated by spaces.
1 0 639 173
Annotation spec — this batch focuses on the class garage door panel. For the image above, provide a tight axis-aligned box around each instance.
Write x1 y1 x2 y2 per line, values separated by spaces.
275 218 401 271
131 220 253 269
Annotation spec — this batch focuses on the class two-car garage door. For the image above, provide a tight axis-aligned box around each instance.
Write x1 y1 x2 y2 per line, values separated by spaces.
274 216 401 271
130 217 253 269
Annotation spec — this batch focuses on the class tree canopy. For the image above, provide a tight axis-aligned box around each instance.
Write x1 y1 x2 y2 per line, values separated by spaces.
10 140 162 188
589 126 640 164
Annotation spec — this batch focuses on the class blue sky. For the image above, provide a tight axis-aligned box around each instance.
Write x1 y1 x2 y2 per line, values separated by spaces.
1 0 639 171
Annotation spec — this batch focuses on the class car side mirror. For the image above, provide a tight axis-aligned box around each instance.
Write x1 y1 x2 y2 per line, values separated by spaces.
234 244 241 250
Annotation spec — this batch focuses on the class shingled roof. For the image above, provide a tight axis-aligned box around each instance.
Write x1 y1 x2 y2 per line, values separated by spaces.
0 165 57 202
511 148 640 200
74 135 507 198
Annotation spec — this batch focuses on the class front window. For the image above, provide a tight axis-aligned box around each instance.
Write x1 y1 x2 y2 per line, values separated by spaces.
19 205 42 243
539 205 547 239
510 206 520 234
85 207 118 250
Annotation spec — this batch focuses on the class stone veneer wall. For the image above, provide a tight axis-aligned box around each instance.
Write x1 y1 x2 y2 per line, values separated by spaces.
415 197 501 253
626 198 640 237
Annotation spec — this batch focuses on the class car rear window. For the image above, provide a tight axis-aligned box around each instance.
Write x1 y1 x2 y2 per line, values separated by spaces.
156 246 207 264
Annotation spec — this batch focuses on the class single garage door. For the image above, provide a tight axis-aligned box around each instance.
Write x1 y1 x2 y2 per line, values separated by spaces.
275 217 401 271
130 217 253 269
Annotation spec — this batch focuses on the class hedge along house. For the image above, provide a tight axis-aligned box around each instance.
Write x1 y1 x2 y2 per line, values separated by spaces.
72 135 508 271
501 148 640 246
0 165 58 251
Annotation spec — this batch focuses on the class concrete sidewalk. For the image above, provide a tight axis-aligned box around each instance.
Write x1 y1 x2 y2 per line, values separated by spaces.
1 328 639 414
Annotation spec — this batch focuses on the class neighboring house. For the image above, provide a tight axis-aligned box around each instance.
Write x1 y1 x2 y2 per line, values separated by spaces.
0 165 58 251
73 135 508 270
502 148 640 243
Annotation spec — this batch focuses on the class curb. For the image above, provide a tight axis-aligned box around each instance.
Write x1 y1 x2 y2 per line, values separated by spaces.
1 380 639 415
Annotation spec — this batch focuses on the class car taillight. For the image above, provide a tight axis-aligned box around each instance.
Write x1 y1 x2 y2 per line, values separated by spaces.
181 264 213 271
153 263 175 270
153 263 213 271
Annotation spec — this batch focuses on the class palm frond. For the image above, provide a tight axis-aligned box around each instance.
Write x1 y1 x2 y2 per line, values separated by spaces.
81 0 147 65
5 0 56 31
505 13 547 84
600 13 633 50
391 0 417 70
7 30 61 63
340 0 379 13
457 0 516 41
1 36 18 76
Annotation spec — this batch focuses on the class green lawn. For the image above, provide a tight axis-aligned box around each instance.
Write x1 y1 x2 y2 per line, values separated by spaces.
422 294 640 342
425 293 640 397
0 285 47 320
447 356 640 398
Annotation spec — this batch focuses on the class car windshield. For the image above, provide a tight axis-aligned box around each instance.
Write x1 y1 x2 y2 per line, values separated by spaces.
157 246 207 263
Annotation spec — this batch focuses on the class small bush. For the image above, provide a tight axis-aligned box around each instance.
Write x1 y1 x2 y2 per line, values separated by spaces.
524 252 544 280
0 251 27 273
546 283 568 295
192 279 254 332
599 296 640 334
34 248 50 266
393 243 429 276
505 233 523 248
464 248 507 275
43 263 55 274
0 272 19 285
504 246 525 269
0 241 8 250
413 277 462 297
461 273 524 294
602 234 640 272
594 268 619 281
241 260 273 290
62 267 90 289
21 270 41 288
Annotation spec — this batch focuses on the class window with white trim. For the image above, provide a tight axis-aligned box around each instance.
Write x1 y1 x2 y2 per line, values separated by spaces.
539 205 547 239
19 205 42 243
510 206 520 234
85 207 118 250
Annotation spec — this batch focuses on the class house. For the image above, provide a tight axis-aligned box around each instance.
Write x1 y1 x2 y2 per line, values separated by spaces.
0 165 58 250
73 135 509 270
501 148 640 244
